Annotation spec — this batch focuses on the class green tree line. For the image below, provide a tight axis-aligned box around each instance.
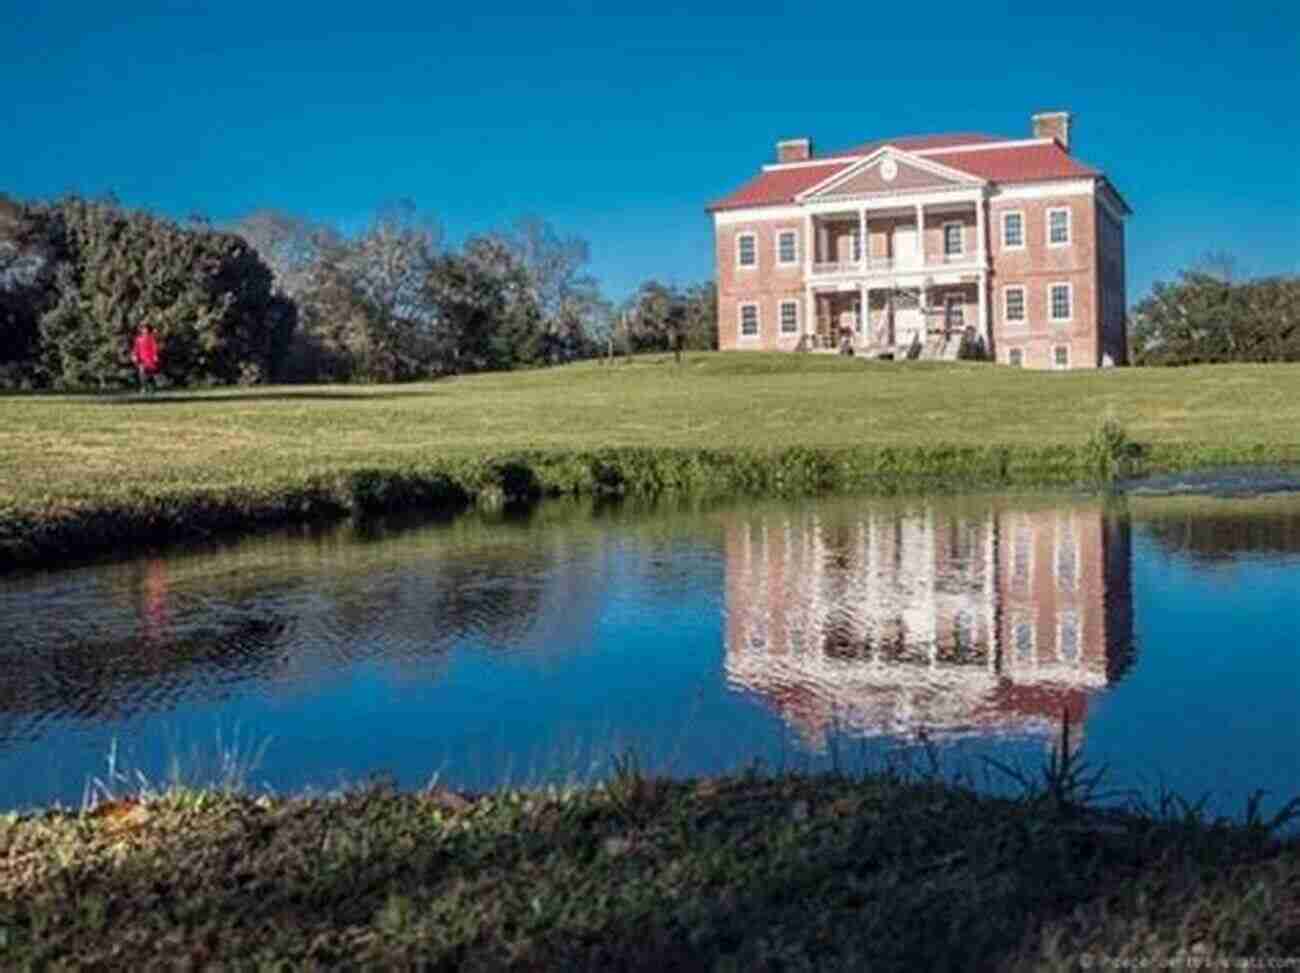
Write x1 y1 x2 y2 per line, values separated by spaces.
0 194 718 389
1131 268 1300 366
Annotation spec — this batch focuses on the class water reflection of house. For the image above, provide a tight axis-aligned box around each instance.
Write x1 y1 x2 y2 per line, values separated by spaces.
723 504 1133 748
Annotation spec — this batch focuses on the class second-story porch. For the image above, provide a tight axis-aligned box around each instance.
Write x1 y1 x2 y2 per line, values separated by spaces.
807 200 987 279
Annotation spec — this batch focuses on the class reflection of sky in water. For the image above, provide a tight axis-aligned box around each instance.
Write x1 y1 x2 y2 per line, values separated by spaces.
0 493 1297 821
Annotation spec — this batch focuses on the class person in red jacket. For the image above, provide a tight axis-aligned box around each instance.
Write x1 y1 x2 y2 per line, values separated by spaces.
132 323 160 392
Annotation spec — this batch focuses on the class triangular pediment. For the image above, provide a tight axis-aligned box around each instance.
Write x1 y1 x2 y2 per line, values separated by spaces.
799 148 981 200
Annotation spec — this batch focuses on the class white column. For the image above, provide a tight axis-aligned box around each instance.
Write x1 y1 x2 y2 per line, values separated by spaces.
804 213 814 276
858 207 867 270
978 270 988 347
860 283 869 345
805 286 816 339
915 203 925 265
975 194 986 266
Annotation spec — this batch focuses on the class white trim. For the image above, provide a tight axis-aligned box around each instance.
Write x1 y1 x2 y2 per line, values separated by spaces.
1007 347 1025 368
913 137 1054 156
989 179 1094 201
775 229 799 267
738 301 761 341
1046 207 1072 247
761 156 862 173
795 146 985 202
778 299 800 335
757 137 1057 172
735 231 758 270
1052 344 1071 370
1002 285 1027 326
1001 210 1025 250
1057 609 1081 662
1096 179 1131 221
1048 281 1073 323
942 220 964 257
1054 516 1079 592
715 205 804 225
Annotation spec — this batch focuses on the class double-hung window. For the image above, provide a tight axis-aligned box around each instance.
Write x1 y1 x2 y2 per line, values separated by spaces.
776 230 798 266
943 222 963 259
1049 283 1072 323
1047 208 1071 247
779 300 799 335
1002 211 1024 249
736 233 757 268
739 303 760 339
1004 286 1026 325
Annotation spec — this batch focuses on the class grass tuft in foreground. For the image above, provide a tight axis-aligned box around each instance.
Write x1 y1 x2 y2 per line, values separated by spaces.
2 759 1298 970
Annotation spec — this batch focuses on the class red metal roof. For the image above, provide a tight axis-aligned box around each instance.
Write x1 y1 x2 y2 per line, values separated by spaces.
927 142 1098 182
840 132 1009 156
708 160 852 212
707 139 1103 212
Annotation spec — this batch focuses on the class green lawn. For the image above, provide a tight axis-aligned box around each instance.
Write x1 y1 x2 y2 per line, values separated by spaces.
2 354 1299 568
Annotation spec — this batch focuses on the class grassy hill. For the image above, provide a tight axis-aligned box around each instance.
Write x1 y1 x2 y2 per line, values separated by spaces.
2 354 1299 568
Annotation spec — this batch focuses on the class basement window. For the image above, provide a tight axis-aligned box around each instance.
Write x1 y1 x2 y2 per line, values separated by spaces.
1054 345 1070 369
1008 348 1024 368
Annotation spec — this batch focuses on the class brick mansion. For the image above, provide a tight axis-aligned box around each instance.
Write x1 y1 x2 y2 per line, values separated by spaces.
708 112 1130 369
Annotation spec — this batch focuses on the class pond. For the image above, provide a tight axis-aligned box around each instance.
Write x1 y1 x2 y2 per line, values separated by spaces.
2 483 1298 817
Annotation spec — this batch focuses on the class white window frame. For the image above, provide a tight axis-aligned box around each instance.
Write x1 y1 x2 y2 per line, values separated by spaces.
1046 207 1071 248
1001 210 1025 250
1048 282 1073 323
942 221 964 258
1011 614 1036 663
736 232 758 270
738 301 761 341
775 229 799 267
1003 285 1027 326
778 299 799 335
1053 345 1070 370
1057 609 1081 662
1055 516 1079 591
1007 347 1025 368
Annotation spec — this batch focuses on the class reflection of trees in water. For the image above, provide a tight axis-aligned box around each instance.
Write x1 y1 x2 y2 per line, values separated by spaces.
0 615 289 743
0 513 702 735
1141 503 1300 563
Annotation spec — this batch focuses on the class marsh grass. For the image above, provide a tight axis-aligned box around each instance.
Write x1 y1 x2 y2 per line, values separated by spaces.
3 355 1300 571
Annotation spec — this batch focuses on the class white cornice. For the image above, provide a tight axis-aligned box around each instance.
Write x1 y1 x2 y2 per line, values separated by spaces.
795 147 985 202
760 137 1057 172
913 138 1053 156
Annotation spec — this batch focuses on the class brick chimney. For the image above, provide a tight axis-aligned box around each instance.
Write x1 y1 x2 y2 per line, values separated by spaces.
1032 111 1072 151
776 138 812 163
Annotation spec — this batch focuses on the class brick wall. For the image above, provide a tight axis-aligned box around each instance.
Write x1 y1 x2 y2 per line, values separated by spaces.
988 195 1099 369
717 218 806 350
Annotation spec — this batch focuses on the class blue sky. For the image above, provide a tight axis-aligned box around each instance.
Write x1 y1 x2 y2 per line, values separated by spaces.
1 1 1296 303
